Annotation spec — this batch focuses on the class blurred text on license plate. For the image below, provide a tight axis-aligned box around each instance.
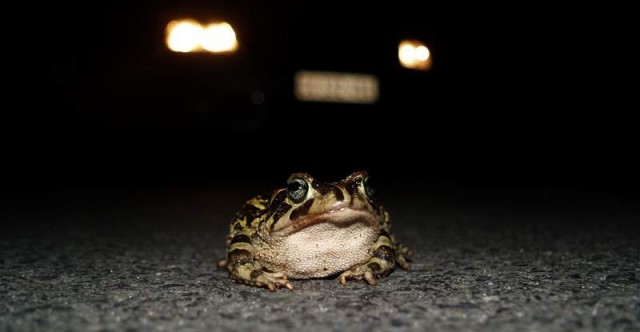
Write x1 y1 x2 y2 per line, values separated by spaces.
294 71 379 104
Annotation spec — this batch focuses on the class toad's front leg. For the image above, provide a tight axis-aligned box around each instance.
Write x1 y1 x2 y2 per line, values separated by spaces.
339 230 412 286
218 233 293 291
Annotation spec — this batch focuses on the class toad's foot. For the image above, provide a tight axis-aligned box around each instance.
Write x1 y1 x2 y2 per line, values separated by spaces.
339 262 387 287
234 271 293 292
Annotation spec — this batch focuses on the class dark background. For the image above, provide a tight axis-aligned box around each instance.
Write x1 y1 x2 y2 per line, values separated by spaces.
3 1 637 196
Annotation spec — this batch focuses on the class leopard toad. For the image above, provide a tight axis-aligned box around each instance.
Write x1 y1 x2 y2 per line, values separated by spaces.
218 171 412 291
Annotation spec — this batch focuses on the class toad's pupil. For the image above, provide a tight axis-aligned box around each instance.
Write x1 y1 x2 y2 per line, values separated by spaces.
364 177 375 197
288 181 301 192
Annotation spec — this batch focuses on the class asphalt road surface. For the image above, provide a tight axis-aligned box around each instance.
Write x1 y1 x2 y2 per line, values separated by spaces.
1 184 639 331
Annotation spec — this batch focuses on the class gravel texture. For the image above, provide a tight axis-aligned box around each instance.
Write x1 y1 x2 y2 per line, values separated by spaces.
1 186 639 331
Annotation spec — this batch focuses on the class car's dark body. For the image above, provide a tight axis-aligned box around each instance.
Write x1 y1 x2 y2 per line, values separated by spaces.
9 1 634 190
48 2 444 131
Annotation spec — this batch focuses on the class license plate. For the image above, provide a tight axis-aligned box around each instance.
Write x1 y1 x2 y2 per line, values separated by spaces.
294 71 379 104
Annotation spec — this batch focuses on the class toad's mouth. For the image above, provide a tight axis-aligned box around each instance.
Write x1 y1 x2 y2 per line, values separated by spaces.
271 208 380 236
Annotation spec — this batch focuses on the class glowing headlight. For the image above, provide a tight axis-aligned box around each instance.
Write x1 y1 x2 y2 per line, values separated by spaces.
201 22 238 53
166 19 203 53
398 40 431 71
165 19 238 53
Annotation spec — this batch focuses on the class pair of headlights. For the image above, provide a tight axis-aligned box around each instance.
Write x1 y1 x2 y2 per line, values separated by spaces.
165 20 238 53
165 19 431 71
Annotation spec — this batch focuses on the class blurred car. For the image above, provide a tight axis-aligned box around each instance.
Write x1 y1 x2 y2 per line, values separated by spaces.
49 2 444 133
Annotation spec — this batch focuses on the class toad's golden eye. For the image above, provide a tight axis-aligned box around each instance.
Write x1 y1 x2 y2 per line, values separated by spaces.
287 177 308 203
363 176 375 198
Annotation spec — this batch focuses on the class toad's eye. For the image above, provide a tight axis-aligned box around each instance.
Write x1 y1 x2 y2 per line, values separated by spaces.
287 178 309 203
363 176 375 198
